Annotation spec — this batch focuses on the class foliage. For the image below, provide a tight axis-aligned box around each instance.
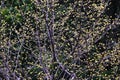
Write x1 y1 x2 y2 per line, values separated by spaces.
0 0 120 80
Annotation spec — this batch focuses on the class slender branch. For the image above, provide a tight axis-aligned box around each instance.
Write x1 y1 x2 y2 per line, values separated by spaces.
45 0 57 62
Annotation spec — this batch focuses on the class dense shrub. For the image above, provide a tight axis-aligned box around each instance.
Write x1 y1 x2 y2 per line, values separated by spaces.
0 0 120 80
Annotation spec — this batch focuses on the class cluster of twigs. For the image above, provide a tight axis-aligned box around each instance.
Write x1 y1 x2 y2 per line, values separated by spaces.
0 0 120 80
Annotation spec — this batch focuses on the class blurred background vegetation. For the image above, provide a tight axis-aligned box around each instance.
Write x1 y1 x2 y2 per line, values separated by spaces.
0 0 120 80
